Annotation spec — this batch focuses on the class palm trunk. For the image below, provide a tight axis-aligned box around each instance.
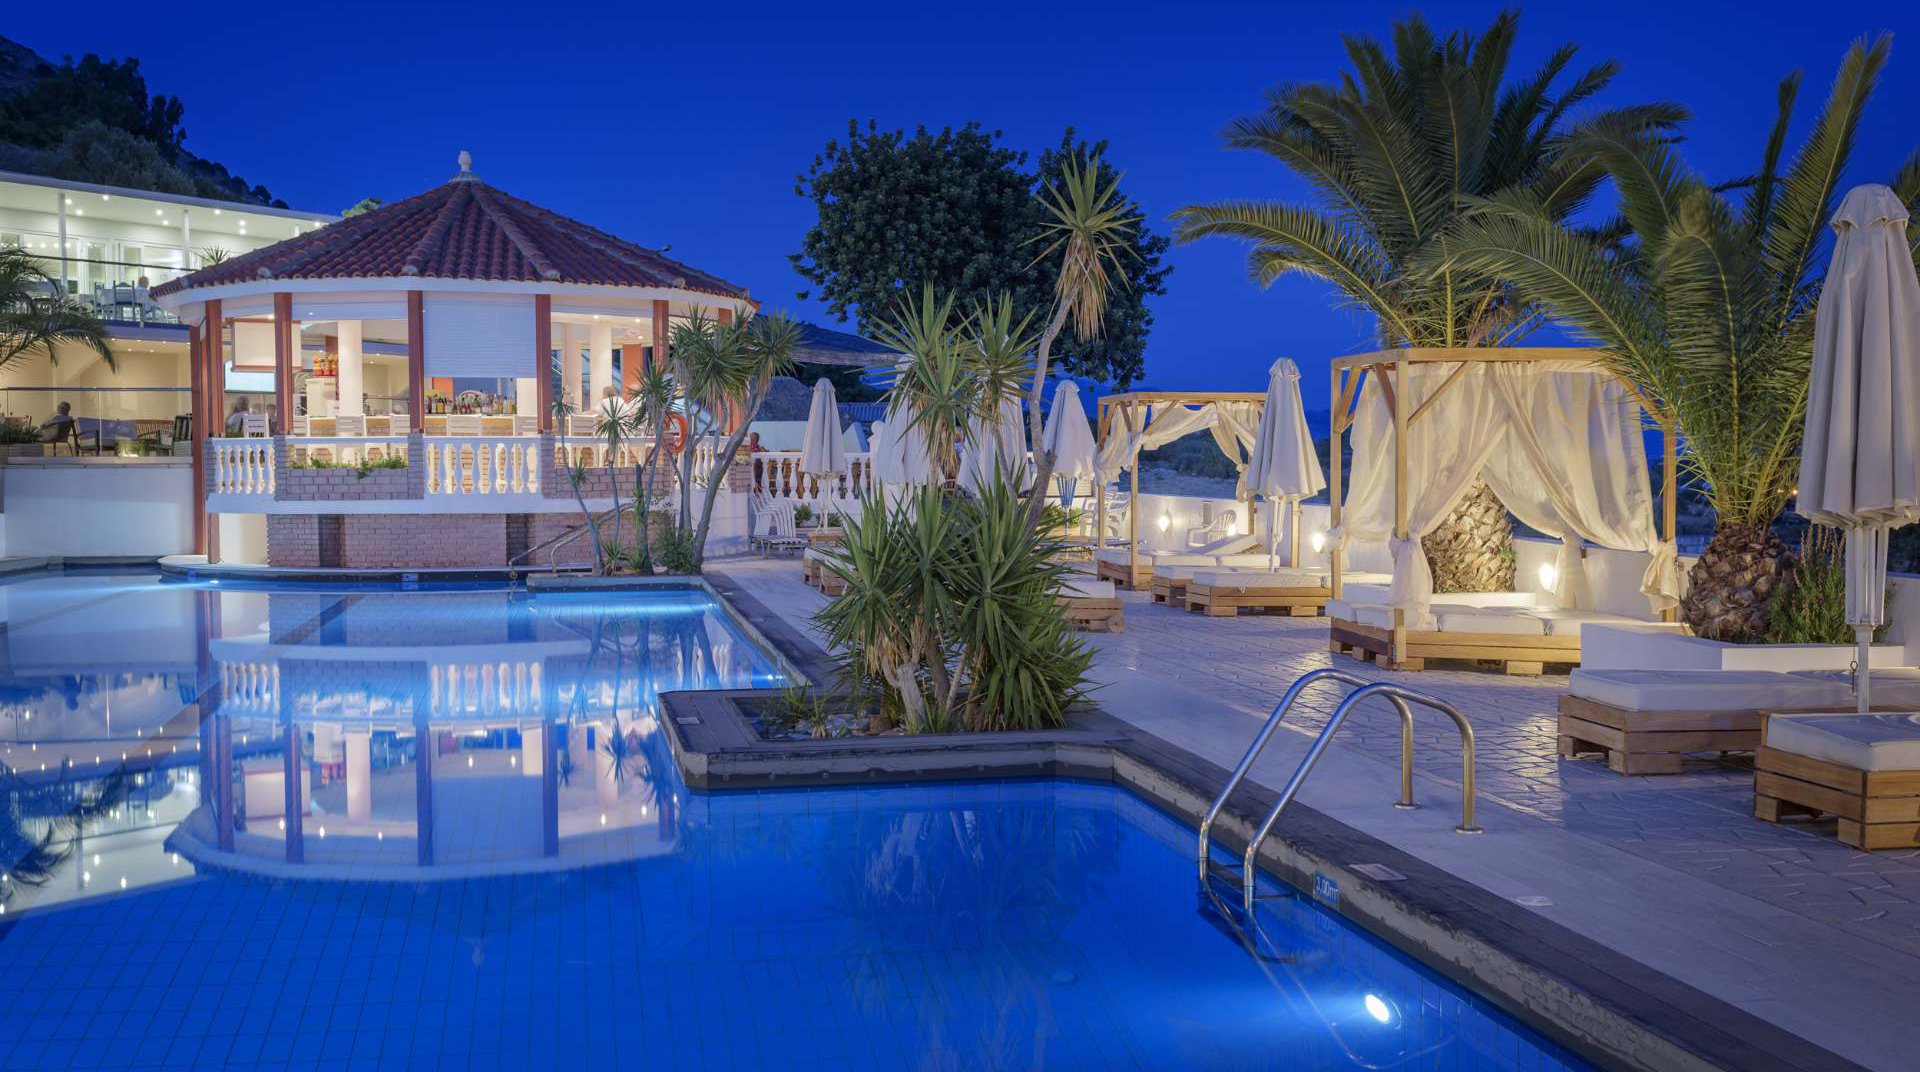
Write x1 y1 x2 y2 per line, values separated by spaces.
1680 521 1791 642
688 384 771 569
566 468 607 573
1422 479 1515 593
1020 301 1074 530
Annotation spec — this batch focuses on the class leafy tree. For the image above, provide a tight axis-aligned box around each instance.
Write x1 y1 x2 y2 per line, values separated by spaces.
792 122 1169 387
341 197 384 217
43 121 196 195
0 53 184 153
1439 35 1916 641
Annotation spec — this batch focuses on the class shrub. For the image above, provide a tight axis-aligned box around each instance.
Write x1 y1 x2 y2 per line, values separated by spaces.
1766 526 1892 645
653 523 700 575
814 479 1092 733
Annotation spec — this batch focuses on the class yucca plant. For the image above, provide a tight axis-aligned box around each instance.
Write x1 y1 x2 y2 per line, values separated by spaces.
815 480 1091 732
1172 12 1683 591
1024 156 1138 526
1438 35 1915 640
668 309 802 567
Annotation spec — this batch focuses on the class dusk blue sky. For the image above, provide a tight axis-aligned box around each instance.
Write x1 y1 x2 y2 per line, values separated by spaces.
10 1 1919 410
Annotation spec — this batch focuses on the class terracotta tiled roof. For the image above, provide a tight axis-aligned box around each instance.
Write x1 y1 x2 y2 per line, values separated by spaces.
153 166 747 300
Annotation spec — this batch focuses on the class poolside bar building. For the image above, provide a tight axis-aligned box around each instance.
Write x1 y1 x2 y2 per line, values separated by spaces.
152 153 757 568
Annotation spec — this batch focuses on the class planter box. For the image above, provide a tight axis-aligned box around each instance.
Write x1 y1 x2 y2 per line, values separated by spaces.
1582 623 1906 672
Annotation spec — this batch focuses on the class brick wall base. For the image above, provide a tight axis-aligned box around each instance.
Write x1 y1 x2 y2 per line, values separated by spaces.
264 510 674 568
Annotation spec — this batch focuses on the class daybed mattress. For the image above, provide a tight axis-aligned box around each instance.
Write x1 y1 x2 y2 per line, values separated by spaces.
1568 669 1852 712
1767 712 1920 771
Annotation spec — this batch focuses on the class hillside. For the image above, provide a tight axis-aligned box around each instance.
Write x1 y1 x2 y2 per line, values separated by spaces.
0 34 285 206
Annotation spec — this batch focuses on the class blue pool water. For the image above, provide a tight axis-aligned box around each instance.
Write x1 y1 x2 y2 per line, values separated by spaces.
0 571 1590 1070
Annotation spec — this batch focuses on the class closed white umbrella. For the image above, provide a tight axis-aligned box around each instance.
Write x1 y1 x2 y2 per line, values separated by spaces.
870 412 936 492
1797 185 1920 712
958 395 1029 495
1041 380 1097 496
1245 358 1328 567
797 378 846 478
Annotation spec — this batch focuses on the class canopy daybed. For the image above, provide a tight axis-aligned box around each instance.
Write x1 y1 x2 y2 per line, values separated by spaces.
1091 390 1267 588
1327 348 1684 674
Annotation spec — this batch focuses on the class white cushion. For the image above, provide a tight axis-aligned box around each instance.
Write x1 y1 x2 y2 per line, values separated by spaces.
1093 549 1215 568
1768 712 1920 771
1568 669 1850 712
1437 591 1545 609
1213 553 1283 568
1431 606 1545 635
1523 609 1685 639
803 548 827 564
1188 568 1326 590
1062 577 1115 599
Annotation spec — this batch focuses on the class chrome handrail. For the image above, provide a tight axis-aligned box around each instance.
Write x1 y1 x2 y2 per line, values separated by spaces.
505 505 623 575
1197 668 1480 912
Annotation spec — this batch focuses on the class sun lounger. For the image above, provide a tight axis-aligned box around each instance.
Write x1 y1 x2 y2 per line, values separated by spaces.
1059 576 1124 632
1560 668 1920 775
802 547 846 595
1179 567 1394 617
1756 711 1920 849
1092 534 1262 588
1148 555 1278 606
1329 591 1683 675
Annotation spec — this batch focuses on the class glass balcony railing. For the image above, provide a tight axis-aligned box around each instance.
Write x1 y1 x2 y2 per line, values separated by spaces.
0 386 193 457
4 256 189 326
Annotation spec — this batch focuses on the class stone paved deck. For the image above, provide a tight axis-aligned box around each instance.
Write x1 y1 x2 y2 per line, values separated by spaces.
715 556 1920 1072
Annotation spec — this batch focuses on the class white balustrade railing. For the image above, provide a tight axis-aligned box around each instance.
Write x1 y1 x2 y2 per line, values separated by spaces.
209 437 275 495
284 435 409 467
425 436 541 496
751 451 873 502
552 435 654 472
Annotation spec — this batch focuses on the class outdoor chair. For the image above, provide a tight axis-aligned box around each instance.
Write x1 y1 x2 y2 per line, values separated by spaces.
750 498 806 557
241 413 270 437
1185 510 1240 548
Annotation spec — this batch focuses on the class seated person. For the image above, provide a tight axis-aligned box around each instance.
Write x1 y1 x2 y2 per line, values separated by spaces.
226 398 255 436
39 401 75 446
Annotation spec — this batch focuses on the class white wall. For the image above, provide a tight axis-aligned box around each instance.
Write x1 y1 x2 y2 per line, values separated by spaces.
1 461 194 558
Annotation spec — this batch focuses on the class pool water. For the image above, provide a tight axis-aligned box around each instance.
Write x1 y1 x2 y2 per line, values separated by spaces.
0 572 1590 1070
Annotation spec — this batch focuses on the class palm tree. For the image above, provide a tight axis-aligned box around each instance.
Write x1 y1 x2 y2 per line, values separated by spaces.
1438 35 1913 640
1 248 115 372
1171 12 1682 591
1024 156 1138 527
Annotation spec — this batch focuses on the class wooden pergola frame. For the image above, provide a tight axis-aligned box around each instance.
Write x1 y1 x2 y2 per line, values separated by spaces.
1327 347 1679 670
1093 390 1269 587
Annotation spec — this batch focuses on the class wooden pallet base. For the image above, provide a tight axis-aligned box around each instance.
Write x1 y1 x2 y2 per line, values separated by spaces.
1555 695 1761 775
1753 742 1920 850
1149 577 1188 609
1329 618 1577 675
1095 559 1153 591
1184 583 1327 618
801 557 847 596
1061 597 1126 633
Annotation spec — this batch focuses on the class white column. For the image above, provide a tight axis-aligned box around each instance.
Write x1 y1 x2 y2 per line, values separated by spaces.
515 377 537 419
345 727 372 822
337 321 364 416
55 191 68 296
558 324 580 413
182 210 192 271
588 322 614 406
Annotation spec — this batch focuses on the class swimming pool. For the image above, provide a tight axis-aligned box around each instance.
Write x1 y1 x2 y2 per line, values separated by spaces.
0 571 1590 1070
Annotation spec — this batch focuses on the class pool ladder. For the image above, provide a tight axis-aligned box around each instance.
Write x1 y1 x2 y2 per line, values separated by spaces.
1198 668 1482 912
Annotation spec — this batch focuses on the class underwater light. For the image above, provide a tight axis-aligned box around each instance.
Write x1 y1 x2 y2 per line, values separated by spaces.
1363 993 1395 1025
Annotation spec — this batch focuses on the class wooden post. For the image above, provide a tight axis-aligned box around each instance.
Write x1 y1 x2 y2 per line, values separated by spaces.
407 291 426 433
272 293 294 433
205 300 224 565
1329 368 1344 601
1093 399 1108 549
1391 357 1410 668
1127 401 1140 586
534 294 553 433
189 320 206 556
1662 420 1679 624
649 299 670 377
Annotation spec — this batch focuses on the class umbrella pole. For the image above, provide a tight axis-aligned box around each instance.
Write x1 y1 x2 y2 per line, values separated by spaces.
1858 626 1873 714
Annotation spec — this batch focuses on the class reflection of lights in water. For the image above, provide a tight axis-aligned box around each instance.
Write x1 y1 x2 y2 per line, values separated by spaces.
599 814 606 826
376 832 383 841
318 827 326 839
1363 994 1395 1025
278 819 285 831
119 877 127 889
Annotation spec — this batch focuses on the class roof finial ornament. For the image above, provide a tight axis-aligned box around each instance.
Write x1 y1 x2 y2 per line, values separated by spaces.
453 150 476 181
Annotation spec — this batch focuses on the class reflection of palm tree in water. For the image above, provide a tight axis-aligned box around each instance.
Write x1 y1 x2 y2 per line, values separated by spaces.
0 761 132 909
815 794 1122 1070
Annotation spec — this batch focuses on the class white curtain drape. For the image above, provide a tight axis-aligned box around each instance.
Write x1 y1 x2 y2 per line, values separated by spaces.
1481 365 1678 612
1206 401 1262 495
1095 402 1231 484
1336 361 1669 628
